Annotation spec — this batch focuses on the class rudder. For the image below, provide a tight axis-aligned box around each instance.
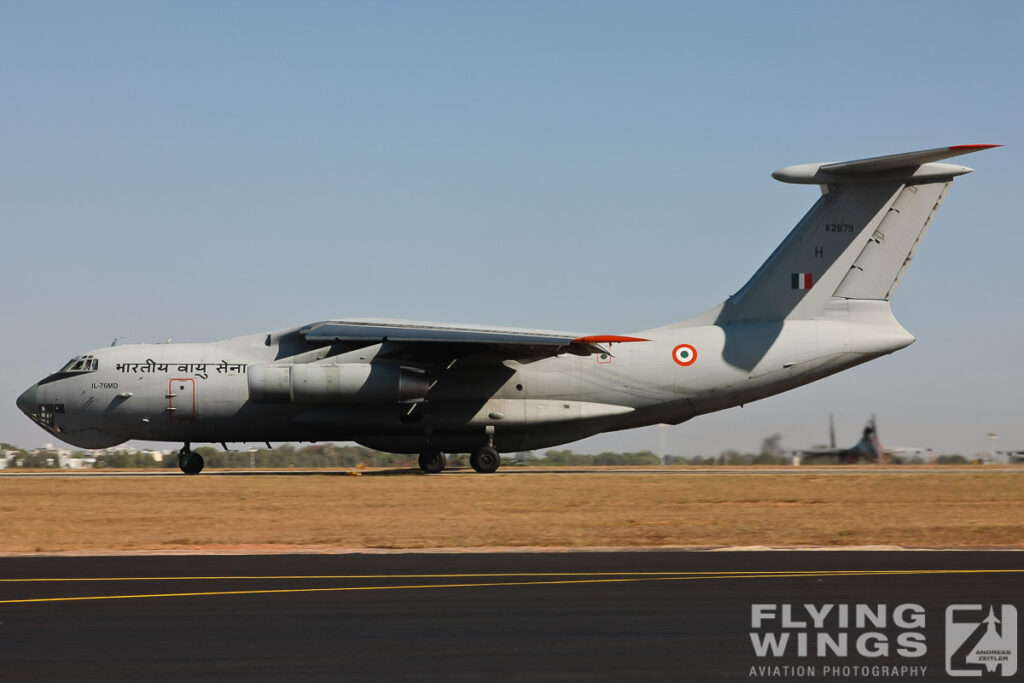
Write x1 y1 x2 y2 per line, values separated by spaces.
832 180 950 301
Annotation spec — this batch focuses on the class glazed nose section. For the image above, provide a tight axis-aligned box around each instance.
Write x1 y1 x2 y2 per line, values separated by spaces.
17 383 38 415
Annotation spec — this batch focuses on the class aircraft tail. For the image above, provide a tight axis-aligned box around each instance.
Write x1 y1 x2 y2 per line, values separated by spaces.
841 415 885 464
860 415 885 463
718 145 999 323
868 414 891 464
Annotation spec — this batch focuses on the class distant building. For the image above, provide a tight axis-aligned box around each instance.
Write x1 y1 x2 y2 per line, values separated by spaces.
0 449 18 469
61 455 97 469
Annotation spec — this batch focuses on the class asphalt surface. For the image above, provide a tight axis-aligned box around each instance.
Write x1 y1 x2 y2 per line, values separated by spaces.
1 551 1021 681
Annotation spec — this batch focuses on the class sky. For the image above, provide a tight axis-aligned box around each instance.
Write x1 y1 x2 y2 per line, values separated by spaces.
2 1 1021 459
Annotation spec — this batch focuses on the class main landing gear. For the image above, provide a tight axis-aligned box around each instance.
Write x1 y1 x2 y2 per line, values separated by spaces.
418 450 446 474
417 447 501 474
178 442 204 475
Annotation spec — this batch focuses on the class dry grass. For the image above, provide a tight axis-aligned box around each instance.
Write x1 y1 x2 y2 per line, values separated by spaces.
1 469 1022 553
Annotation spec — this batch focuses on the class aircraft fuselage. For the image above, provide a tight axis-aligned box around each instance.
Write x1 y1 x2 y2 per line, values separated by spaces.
18 304 910 455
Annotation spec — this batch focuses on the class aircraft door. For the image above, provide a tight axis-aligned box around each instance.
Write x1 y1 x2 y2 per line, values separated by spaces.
167 379 196 421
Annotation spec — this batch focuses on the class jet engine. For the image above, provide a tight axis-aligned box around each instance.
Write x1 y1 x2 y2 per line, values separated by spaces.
248 362 429 404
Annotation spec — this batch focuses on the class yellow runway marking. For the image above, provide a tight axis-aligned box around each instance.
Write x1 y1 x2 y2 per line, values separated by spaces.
2 568 1024 583
1 569 1020 605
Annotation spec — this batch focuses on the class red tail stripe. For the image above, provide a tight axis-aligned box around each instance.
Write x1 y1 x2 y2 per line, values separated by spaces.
948 144 1002 150
573 335 650 343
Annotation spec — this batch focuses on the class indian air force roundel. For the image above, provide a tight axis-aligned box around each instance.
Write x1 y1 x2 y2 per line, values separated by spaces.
672 344 697 366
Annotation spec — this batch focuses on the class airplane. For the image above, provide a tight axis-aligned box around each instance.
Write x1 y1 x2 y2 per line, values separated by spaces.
17 144 998 475
793 414 929 464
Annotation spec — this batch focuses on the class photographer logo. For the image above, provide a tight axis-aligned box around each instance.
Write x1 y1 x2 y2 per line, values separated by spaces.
946 605 1017 677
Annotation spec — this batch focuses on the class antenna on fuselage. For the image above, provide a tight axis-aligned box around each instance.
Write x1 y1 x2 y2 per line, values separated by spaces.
110 337 122 347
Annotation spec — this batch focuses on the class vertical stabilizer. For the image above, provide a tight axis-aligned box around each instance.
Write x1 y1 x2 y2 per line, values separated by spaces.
716 145 999 323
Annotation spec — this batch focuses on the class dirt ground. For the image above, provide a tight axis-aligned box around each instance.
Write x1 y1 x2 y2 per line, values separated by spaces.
1 468 1022 553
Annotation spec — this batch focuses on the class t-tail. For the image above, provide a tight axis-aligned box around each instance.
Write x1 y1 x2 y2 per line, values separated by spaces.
720 144 1000 324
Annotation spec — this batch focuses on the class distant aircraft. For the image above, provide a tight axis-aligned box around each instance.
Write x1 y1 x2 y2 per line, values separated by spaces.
794 414 929 464
17 145 998 474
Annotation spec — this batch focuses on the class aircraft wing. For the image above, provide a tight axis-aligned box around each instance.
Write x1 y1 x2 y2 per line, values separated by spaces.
793 448 844 460
795 448 842 456
883 447 929 457
299 319 647 361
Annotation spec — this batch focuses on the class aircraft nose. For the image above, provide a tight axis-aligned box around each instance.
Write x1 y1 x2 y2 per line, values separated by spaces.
17 383 38 415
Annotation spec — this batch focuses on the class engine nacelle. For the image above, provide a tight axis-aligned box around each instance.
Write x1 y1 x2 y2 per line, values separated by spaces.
248 362 429 404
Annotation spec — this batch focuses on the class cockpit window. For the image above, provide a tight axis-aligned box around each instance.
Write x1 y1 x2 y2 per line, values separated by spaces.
58 355 99 374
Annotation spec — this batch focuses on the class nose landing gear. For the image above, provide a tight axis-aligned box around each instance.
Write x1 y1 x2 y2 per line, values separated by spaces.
178 443 204 475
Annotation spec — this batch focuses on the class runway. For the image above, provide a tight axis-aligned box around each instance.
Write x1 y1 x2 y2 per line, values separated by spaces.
3 465 1021 477
1 551 1021 681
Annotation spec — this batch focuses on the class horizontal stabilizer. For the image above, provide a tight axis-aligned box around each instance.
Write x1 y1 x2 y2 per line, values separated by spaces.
772 144 999 184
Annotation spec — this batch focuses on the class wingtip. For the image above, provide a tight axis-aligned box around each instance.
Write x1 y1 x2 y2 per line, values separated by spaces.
949 144 1002 151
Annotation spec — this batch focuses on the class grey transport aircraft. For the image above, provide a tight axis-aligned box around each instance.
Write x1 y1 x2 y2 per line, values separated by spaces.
17 144 998 474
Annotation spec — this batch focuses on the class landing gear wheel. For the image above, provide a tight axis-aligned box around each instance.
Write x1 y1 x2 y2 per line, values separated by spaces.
470 447 500 474
178 450 205 475
418 450 446 474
